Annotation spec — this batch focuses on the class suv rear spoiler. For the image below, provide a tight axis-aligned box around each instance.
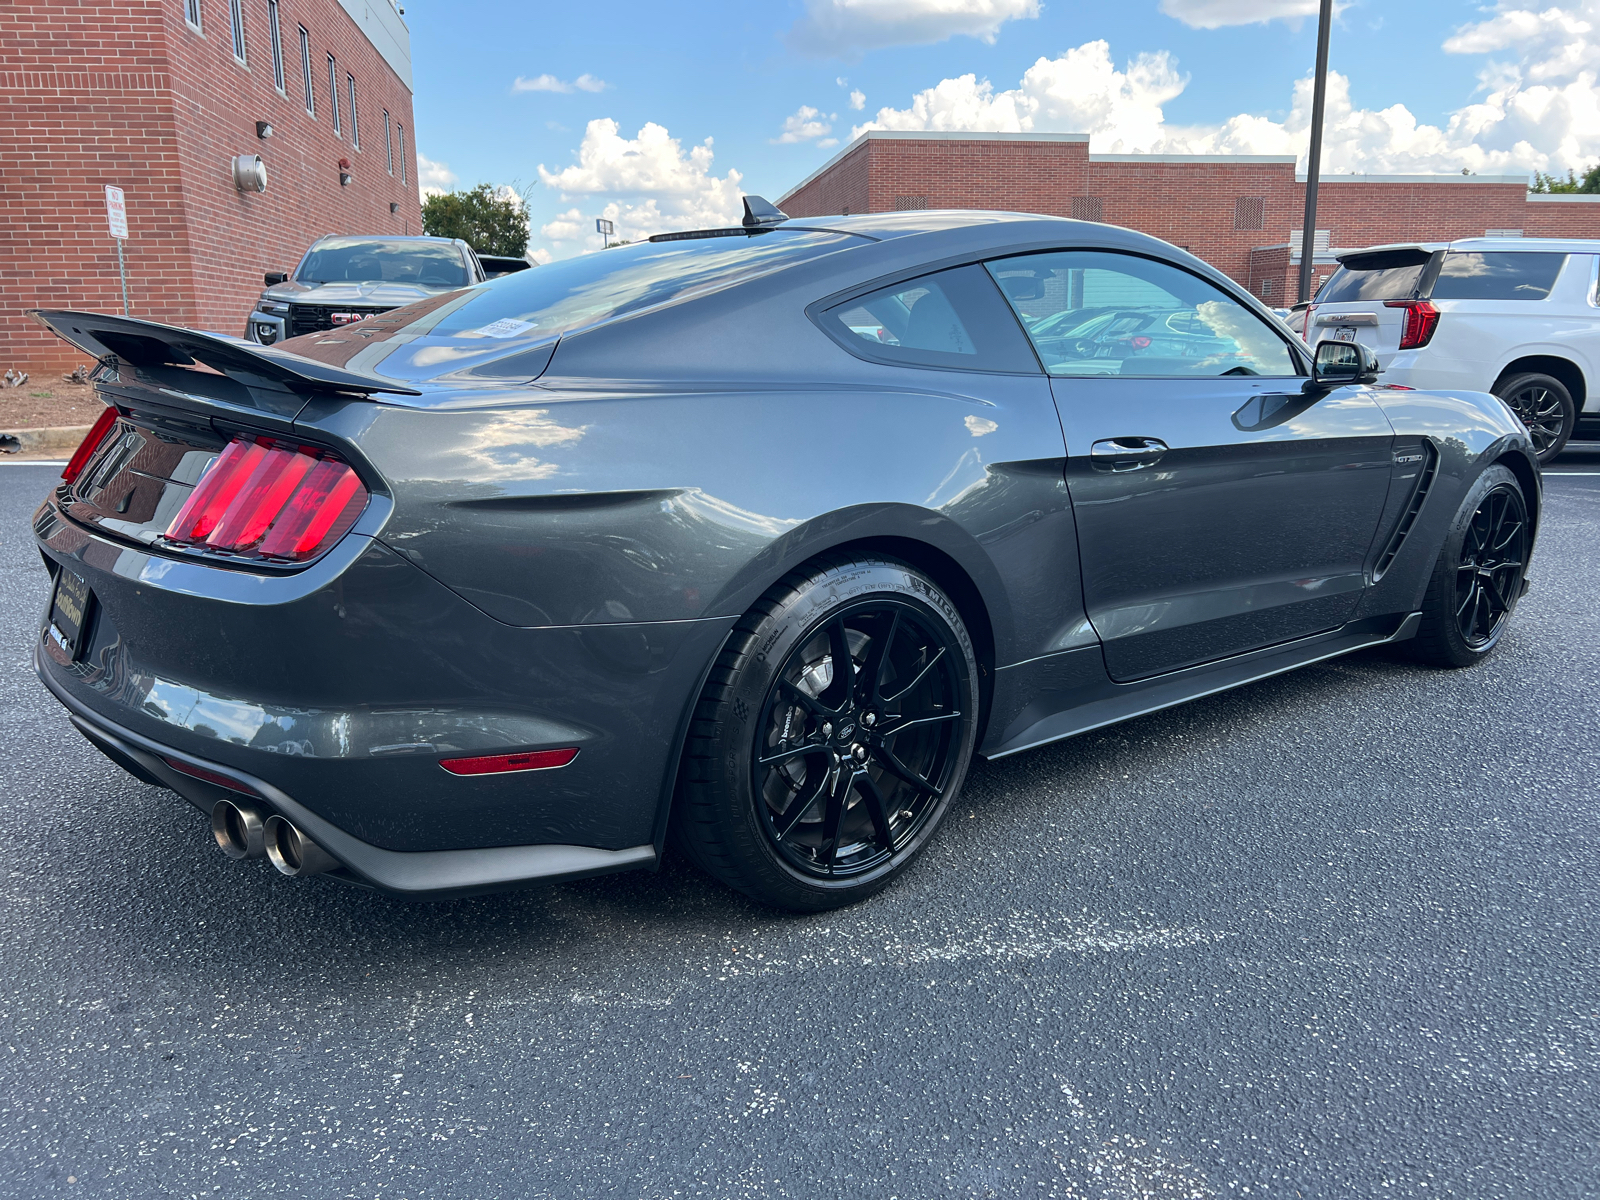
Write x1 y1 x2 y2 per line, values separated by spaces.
28 310 422 396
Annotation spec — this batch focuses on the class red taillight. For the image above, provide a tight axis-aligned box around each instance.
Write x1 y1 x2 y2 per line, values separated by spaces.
438 748 580 776
61 406 122 484
164 435 368 562
1385 300 1440 350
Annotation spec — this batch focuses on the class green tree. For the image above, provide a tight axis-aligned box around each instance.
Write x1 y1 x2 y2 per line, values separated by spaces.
420 183 530 256
1530 165 1600 194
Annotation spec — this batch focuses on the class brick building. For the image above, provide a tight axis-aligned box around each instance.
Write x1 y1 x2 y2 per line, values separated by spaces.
780 131 1600 304
1 0 422 375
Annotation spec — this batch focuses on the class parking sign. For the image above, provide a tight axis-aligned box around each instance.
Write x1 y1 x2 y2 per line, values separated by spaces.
104 186 128 239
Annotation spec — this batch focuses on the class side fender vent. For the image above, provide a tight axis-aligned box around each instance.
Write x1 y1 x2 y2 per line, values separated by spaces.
1373 442 1438 582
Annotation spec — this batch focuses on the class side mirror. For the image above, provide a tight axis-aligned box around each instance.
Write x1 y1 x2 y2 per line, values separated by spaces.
1308 339 1380 392
263 272 288 287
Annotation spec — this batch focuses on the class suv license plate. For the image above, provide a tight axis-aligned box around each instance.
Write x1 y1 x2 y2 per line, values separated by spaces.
47 567 95 661
1332 327 1358 342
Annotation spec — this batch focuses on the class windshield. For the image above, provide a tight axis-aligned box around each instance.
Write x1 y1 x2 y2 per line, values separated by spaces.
296 238 471 287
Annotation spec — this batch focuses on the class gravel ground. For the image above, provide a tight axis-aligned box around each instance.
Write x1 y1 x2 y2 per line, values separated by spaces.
0 452 1596 1200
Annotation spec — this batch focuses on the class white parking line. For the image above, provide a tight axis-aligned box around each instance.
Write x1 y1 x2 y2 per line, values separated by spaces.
1546 471 1600 476
0 460 66 467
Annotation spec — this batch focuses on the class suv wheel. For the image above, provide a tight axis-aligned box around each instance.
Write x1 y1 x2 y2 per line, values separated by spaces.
1494 372 1575 464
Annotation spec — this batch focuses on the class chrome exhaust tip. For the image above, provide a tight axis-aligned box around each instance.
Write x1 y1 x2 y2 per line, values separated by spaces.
263 815 340 878
211 798 267 860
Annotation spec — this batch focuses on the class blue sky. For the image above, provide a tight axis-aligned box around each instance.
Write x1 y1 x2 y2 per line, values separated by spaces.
402 0 1600 259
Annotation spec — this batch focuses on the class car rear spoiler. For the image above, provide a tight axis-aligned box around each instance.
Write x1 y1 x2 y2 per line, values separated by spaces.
28 310 422 396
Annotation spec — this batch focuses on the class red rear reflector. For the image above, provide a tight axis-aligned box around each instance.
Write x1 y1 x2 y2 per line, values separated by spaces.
61 406 121 484
163 756 262 796
438 748 580 776
1385 299 1440 350
164 435 368 562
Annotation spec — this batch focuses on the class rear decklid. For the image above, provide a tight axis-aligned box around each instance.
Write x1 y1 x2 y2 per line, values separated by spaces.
1308 246 1442 363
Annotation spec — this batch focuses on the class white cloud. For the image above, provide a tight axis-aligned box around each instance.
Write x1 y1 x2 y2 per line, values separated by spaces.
773 105 836 144
536 118 743 247
528 247 554 265
415 152 457 199
788 0 1040 57
854 41 1186 150
849 88 867 110
1159 0 1333 29
513 72 608 94
854 15 1600 174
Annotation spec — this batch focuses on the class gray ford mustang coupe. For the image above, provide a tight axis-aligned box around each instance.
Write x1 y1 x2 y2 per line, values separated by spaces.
30 201 1539 911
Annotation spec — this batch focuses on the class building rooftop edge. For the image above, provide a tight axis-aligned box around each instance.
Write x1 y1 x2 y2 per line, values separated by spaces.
1295 173 1528 185
1090 153 1296 164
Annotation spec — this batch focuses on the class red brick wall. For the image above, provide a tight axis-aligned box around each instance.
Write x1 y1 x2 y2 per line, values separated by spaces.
0 0 421 376
779 137 1600 307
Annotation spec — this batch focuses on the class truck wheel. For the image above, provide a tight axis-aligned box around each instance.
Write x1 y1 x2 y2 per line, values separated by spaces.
1494 372 1575 464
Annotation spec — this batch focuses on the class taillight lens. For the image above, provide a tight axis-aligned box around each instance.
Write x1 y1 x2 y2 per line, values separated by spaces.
438 748 580 776
1385 300 1440 350
61 406 121 484
164 435 368 562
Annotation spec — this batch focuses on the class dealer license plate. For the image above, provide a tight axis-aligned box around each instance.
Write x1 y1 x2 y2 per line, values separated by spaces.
1332 326 1358 342
47 567 95 661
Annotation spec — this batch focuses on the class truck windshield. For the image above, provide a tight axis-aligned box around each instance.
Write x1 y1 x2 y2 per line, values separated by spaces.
297 238 471 287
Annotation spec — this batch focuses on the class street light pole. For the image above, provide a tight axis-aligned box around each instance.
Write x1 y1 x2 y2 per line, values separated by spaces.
1298 0 1334 305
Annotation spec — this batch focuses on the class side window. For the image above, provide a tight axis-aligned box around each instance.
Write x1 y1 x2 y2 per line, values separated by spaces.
818 264 1038 373
1431 252 1567 302
985 250 1300 378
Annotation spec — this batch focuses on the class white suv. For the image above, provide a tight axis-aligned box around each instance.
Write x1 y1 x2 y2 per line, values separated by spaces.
1308 237 1600 462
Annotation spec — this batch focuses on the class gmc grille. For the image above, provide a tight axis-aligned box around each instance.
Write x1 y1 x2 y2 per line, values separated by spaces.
288 303 396 338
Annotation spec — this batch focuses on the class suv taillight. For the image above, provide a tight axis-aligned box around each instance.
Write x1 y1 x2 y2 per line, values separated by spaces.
1385 300 1440 350
164 435 368 562
61 406 121 484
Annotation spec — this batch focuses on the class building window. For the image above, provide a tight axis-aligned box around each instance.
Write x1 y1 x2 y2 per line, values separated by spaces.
1070 196 1104 223
328 55 340 134
347 75 359 149
397 125 406 183
267 0 284 92
893 195 928 211
228 0 246 61
384 110 393 174
298 26 313 114
1234 196 1266 231
184 0 202 30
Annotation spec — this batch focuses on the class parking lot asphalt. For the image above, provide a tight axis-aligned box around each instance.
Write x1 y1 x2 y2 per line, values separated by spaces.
0 450 1597 1200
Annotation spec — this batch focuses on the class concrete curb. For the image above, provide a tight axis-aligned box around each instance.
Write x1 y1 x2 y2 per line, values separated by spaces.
0 425 91 459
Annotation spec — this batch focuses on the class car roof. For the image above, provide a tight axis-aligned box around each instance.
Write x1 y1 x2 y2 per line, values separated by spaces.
1340 236 1600 259
309 234 463 247
783 209 1075 241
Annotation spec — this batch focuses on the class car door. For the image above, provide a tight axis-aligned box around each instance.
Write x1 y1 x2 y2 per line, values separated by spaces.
986 249 1396 683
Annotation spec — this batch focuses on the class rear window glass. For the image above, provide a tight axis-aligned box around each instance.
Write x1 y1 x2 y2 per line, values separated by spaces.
404 230 855 343
298 238 471 287
1431 252 1566 301
1316 263 1428 304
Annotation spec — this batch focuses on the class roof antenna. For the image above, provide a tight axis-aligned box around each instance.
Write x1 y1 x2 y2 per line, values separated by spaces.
741 195 789 229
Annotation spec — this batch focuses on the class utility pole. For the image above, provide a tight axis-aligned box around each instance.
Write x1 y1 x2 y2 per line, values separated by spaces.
1297 0 1333 305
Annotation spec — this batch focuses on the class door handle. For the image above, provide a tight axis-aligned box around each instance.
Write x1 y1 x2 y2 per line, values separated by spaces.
1090 437 1169 471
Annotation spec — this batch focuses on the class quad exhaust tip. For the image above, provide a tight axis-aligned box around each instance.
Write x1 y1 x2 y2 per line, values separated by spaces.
263 814 340 878
211 798 266 860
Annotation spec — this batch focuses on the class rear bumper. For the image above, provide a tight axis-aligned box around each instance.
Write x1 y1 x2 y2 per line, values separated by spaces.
32 492 734 885
40 654 657 896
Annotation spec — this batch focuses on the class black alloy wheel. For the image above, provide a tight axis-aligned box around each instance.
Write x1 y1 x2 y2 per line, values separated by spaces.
673 557 978 911
1495 372 1575 463
754 601 963 880
1453 482 1529 648
1409 464 1529 668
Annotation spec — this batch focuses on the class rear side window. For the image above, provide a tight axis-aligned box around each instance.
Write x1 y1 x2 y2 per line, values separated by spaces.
1431 252 1567 301
818 265 1039 373
986 250 1299 378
